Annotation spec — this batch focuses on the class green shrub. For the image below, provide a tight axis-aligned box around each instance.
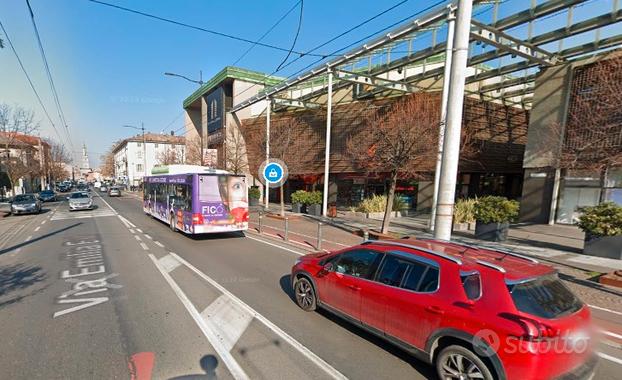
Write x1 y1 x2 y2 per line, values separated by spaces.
305 191 323 205
291 190 308 205
248 186 261 200
454 198 476 224
355 194 406 213
577 202 622 237
473 196 519 224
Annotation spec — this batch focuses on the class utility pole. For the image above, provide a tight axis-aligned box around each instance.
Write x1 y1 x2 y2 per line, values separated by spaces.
433 0 473 241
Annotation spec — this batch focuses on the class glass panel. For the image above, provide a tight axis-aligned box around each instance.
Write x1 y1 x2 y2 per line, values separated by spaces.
335 249 381 279
509 276 582 319
376 256 410 287
401 263 430 292
418 267 440 292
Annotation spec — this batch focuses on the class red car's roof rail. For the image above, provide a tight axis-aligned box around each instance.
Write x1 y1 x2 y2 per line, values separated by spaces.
488 248 539 264
362 240 463 265
476 260 506 273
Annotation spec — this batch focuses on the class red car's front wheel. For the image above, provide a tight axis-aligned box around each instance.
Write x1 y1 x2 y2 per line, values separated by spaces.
294 277 317 311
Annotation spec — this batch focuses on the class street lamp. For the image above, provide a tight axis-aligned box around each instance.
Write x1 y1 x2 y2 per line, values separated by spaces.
123 123 146 184
164 71 204 86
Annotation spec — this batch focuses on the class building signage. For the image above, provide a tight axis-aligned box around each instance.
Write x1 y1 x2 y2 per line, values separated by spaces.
206 87 224 133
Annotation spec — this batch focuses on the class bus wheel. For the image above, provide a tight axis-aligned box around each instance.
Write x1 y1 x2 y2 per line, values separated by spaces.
170 214 176 232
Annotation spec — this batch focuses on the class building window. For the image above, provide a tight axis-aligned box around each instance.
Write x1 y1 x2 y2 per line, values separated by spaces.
137 150 143 159
171 144 176 149
137 142 142 147
136 164 143 172
154 143 159 148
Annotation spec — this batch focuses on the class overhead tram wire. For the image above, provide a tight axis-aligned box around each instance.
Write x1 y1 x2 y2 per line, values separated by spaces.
232 0 302 67
86 0 337 59
0 18 67 149
275 0 304 71
233 0 444 101
25 0 75 160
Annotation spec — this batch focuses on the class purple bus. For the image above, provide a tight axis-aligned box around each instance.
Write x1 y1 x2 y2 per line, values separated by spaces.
143 165 249 234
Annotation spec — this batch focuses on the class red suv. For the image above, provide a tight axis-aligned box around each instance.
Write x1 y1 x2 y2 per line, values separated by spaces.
291 239 596 380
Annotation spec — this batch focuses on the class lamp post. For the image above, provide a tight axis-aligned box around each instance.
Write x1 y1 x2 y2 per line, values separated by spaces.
164 71 204 86
123 124 146 185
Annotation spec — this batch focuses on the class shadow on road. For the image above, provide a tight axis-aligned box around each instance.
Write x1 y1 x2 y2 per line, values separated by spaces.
278 275 437 378
0 263 48 308
0 222 81 256
168 355 218 380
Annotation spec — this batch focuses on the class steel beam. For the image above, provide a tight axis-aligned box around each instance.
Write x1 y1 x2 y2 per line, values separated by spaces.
272 98 321 109
470 20 559 66
335 69 417 93
479 74 537 93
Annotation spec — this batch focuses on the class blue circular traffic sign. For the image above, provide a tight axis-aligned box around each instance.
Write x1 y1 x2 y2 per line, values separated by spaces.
263 162 284 184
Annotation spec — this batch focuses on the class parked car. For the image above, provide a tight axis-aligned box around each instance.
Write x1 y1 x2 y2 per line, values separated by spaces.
10 194 42 215
100 185 108 192
291 239 596 380
38 190 56 202
68 192 93 211
108 187 121 197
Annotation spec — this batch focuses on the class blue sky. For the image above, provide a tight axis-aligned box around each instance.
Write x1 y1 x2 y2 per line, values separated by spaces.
0 0 617 166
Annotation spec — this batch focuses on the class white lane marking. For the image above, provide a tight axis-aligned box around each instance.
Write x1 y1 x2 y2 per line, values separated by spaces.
140 242 149 251
117 214 136 228
34 226 40 232
245 234 305 256
134 235 142 241
158 254 182 273
144 234 152 240
25 235 33 242
148 254 250 380
154 241 164 248
597 352 622 366
93 192 118 214
201 294 254 352
41 220 46 225
167 251 347 380
129 229 135 234
589 304 622 317
117 215 132 228
600 329 622 340
135 228 143 233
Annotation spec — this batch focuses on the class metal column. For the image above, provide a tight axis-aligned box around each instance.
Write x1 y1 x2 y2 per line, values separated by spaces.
430 9 456 232
265 97 271 210
433 0 473 241
322 70 333 217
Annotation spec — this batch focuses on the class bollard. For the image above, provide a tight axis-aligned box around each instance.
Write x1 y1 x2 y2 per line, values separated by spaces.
258 213 263 234
363 230 369 242
284 217 289 241
317 222 323 251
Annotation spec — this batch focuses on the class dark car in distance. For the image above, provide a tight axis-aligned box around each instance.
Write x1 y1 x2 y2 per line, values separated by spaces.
39 190 56 202
10 194 42 215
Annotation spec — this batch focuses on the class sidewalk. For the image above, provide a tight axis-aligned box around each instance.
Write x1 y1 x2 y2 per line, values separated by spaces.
250 203 622 273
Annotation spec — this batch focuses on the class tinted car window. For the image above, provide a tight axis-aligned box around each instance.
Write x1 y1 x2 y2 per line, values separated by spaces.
70 193 89 199
509 276 583 319
376 255 411 286
335 249 382 279
419 268 440 292
14 195 35 202
401 262 431 291
462 273 481 300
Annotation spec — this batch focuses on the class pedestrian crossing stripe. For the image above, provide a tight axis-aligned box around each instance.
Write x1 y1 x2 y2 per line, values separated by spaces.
51 209 117 221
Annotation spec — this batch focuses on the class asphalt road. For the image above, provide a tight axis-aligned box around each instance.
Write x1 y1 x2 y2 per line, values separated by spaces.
1 190 621 379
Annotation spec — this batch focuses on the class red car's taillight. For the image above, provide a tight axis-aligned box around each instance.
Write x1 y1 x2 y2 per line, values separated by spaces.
500 313 560 341
192 213 204 225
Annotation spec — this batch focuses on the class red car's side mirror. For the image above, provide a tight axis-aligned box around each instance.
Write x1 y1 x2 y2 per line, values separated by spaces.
318 262 333 277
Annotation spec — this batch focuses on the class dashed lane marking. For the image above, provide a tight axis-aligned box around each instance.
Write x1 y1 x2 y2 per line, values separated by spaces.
144 234 152 240
148 254 250 380
600 329 622 341
154 241 164 248
597 352 622 366
134 235 142 241
140 242 149 251
25 235 32 242
245 234 306 256
129 229 135 234
34 226 40 232
135 228 143 233
41 220 46 225
589 305 622 317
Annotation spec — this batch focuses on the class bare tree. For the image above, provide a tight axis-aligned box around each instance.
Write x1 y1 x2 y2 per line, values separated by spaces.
0 104 40 194
185 136 203 165
552 56 622 202
224 127 248 175
248 115 307 216
46 140 71 182
157 146 184 165
347 95 441 234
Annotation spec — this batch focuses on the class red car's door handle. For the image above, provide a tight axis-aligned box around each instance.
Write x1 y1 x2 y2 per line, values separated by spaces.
425 306 445 315
348 284 361 291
